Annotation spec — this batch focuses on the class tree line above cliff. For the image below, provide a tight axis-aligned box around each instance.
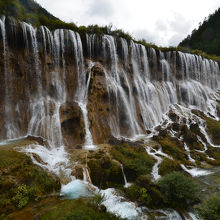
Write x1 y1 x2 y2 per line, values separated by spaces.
1 0 220 62
179 8 220 56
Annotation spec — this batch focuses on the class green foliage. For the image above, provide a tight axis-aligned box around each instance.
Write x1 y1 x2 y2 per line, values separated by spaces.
159 158 181 176
179 8 220 56
0 0 61 27
111 144 155 181
124 175 163 208
125 184 152 206
196 193 220 220
12 184 29 208
91 193 105 208
158 172 198 208
0 146 60 215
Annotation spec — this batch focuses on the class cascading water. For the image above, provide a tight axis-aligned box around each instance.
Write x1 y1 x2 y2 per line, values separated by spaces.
146 146 173 181
0 16 16 139
120 164 131 188
102 35 142 138
184 143 196 163
1 20 220 144
70 31 96 149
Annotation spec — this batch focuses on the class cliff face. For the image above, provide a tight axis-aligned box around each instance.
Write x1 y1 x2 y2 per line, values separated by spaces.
0 16 220 149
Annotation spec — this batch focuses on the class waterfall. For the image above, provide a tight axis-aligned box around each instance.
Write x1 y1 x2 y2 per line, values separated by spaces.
0 18 220 174
1 18 220 220
70 31 96 149
24 24 64 149
120 164 131 188
184 143 196 163
145 147 173 181
0 16 16 139
102 35 142 138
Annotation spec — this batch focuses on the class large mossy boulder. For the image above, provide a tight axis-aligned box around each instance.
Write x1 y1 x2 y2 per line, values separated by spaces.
155 135 188 163
111 144 155 182
88 155 124 189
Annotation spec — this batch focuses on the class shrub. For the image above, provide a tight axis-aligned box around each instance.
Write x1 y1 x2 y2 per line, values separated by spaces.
158 172 198 208
134 175 163 208
91 193 105 208
125 184 151 206
12 184 29 209
196 193 220 220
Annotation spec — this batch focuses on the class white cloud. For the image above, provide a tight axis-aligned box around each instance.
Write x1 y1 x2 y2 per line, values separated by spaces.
36 0 220 46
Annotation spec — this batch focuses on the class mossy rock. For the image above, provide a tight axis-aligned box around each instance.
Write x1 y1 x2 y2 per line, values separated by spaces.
156 136 188 163
159 158 182 176
192 110 220 145
180 125 204 151
111 144 155 182
88 156 124 189
206 147 220 164
0 147 60 217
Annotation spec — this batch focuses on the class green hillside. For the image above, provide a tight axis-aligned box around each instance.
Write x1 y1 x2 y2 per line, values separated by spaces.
179 8 220 56
0 0 78 30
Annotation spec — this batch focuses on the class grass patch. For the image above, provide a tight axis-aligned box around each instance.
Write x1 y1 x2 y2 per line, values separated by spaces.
124 175 163 208
5 196 123 220
192 110 220 145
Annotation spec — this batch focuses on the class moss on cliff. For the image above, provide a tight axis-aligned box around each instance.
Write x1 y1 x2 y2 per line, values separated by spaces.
192 110 220 146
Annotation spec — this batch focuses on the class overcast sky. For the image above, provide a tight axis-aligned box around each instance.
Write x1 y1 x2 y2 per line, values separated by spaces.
36 0 219 47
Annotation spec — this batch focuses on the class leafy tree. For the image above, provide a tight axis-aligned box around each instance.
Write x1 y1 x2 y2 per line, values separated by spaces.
158 171 198 208
179 8 220 56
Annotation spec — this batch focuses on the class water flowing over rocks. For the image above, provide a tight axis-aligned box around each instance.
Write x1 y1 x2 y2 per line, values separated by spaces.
1 15 220 220
1 16 220 145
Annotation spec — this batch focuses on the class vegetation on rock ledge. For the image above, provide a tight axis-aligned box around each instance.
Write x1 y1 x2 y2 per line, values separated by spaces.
0 143 60 218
